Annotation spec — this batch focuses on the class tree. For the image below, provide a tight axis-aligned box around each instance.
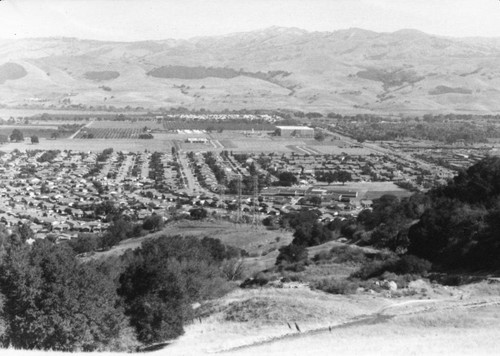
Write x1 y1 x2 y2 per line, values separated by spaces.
51 132 60 140
275 244 308 266
336 170 352 185
119 263 185 344
10 129 23 142
17 223 34 242
309 196 322 206
118 236 229 344
189 208 208 220
68 233 99 254
101 217 134 249
277 172 297 187
0 240 129 351
30 135 39 144
142 214 164 232
325 171 336 185
314 131 325 142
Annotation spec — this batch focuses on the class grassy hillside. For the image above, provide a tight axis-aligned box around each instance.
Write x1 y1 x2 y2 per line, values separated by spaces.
1 28 500 113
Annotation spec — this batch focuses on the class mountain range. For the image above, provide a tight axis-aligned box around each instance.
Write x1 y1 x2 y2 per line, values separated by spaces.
1 27 500 114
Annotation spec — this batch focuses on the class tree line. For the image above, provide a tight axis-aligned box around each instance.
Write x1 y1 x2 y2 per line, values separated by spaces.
0 229 243 351
276 156 500 273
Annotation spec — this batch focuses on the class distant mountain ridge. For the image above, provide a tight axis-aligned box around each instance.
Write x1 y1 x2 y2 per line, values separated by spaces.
1 27 500 114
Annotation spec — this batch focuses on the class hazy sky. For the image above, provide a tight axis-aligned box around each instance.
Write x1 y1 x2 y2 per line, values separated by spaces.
1 0 500 41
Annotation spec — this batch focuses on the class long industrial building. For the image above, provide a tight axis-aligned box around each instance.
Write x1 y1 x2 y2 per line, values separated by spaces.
275 126 314 138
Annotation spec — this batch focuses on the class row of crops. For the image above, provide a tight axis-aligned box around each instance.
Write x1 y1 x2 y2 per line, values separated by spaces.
75 128 145 139
163 120 276 131
89 120 164 130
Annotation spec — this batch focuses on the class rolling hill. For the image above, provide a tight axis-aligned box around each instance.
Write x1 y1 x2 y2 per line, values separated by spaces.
1 27 500 114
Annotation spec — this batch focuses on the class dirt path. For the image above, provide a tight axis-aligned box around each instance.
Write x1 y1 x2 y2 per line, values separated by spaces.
214 296 500 354
69 120 94 139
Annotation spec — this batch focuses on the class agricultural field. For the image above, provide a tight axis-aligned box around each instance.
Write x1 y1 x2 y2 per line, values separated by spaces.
74 127 145 139
223 138 300 152
0 136 175 152
89 119 164 130
0 125 75 139
209 131 375 155
316 182 413 200
163 120 276 131
309 144 374 155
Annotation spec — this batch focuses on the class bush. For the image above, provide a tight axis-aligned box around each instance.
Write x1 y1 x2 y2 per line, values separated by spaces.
352 260 394 280
352 254 431 280
275 244 308 266
221 259 246 281
394 255 432 275
312 245 368 265
0 240 130 351
312 278 359 295
68 233 99 254
330 245 367 264
118 235 236 344
240 273 270 288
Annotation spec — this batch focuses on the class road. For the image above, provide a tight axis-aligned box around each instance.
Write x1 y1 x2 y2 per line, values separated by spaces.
324 127 453 176
69 119 94 139
177 151 202 195
215 296 500 354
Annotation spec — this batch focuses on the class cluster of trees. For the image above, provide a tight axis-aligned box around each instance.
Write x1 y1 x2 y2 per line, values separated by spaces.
275 156 500 274
7 127 76 143
0 237 133 351
326 115 499 144
355 194 431 251
80 132 95 139
9 129 23 142
148 152 165 184
407 157 500 270
349 157 500 271
96 148 113 162
274 171 297 186
147 65 290 83
37 150 60 163
315 170 352 185
203 152 226 184
275 210 354 270
63 205 166 254
0 226 243 351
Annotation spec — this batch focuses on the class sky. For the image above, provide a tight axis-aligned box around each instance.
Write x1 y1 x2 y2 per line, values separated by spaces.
0 0 499 41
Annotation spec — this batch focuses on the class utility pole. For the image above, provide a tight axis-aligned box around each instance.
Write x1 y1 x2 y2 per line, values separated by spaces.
252 175 258 225
237 174 242 223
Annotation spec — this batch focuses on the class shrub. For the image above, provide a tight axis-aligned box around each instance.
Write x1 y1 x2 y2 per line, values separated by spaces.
0 240 130 351
352 254 431 280
312 250 331 263
118 235 235 344
394 255 432 275
68 233 99 254
352 260 394 280
275 244 308 266
240 273 270 288
312 278 359 295
221 259 246 281
330 245 367 264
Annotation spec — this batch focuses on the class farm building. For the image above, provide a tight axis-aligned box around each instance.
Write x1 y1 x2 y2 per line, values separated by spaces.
185 137 209 144
275 126 314 138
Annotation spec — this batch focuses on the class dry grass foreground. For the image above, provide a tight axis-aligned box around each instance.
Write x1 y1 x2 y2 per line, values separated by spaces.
2 281 500 355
